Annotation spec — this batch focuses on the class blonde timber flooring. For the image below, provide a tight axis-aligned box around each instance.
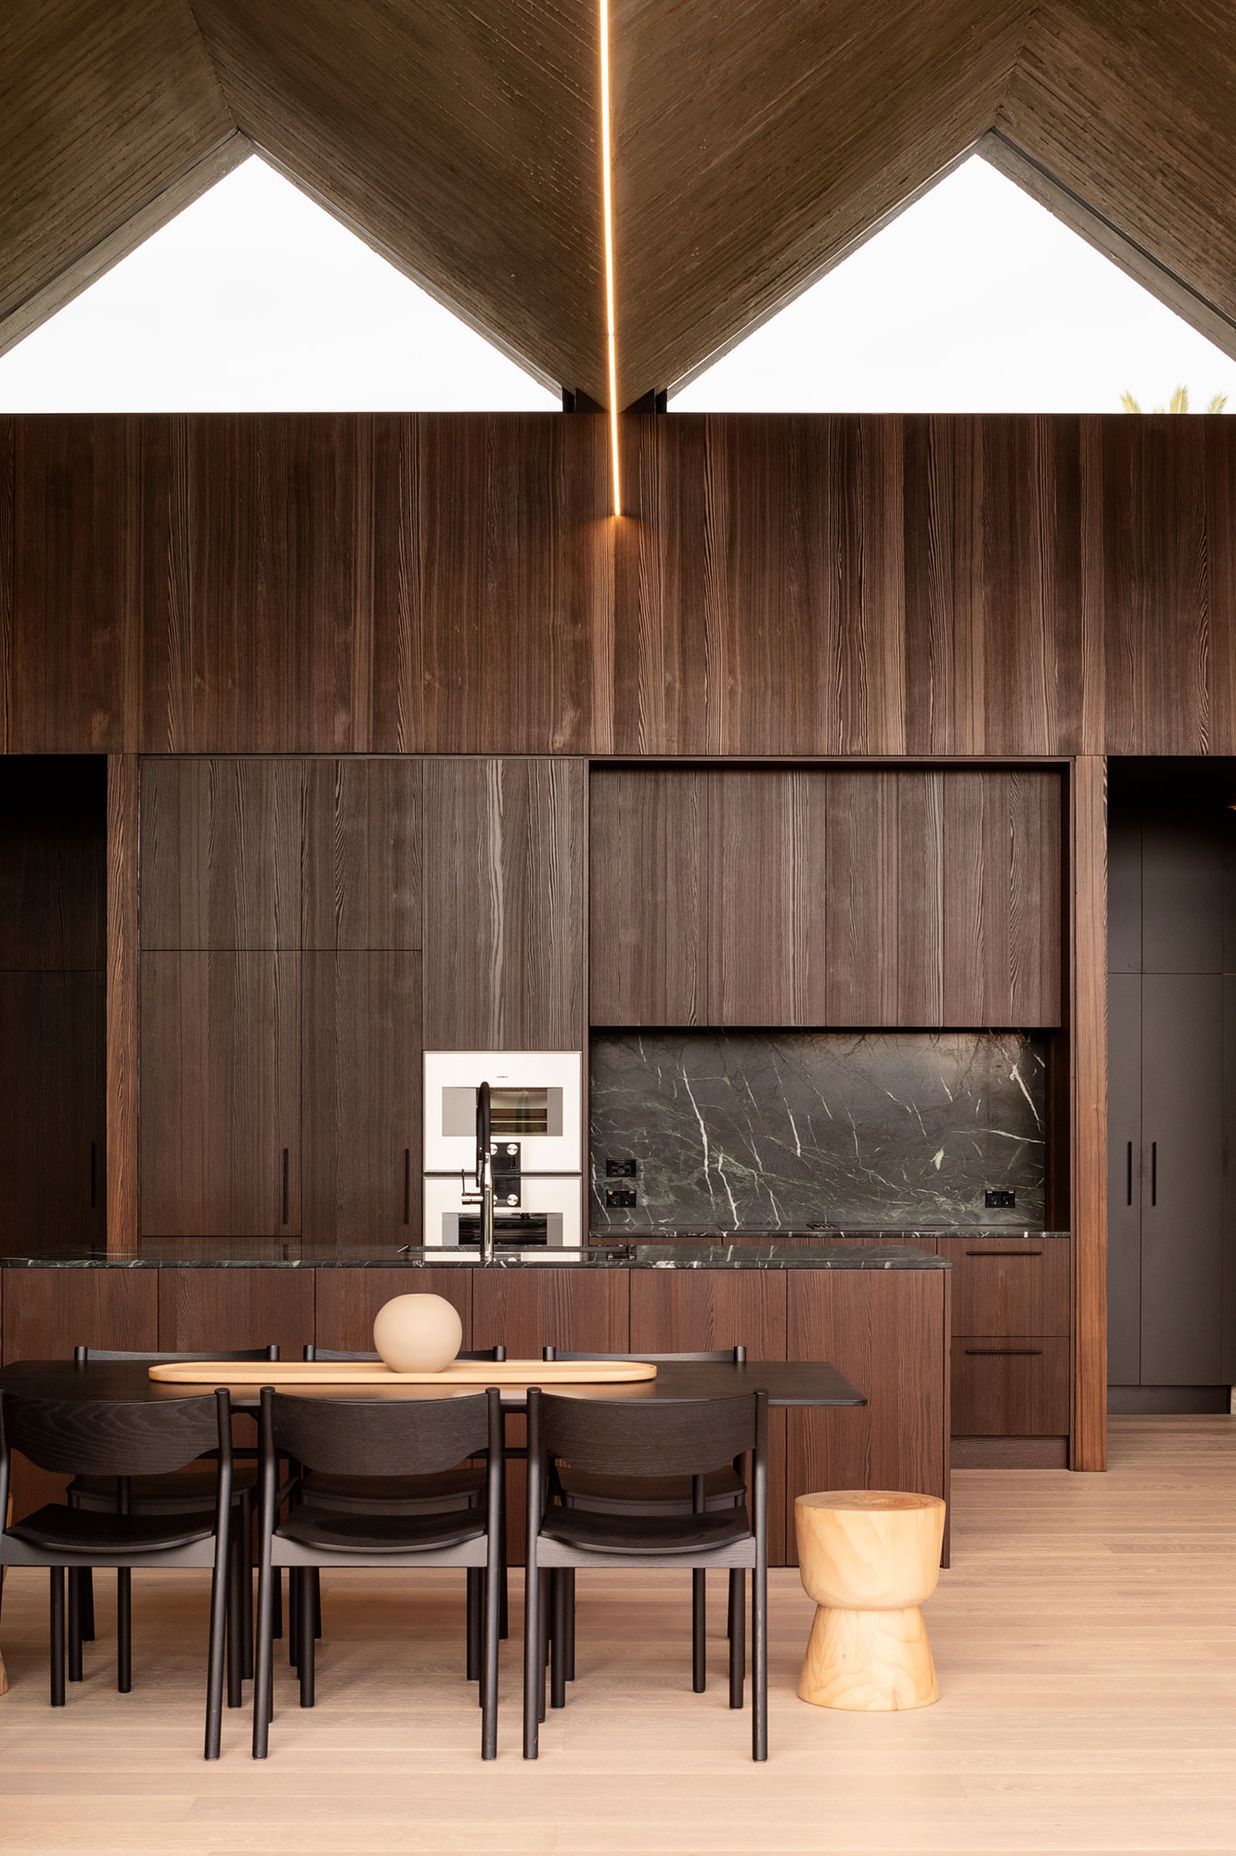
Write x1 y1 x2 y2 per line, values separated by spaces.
0 1416 1234 1855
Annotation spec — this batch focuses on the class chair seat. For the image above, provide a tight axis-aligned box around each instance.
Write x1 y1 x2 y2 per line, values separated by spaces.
540 1503 752 1557
7 1503 216 1555
300 1465 485 1514
67 1466 257 1513
277 1503 486 1556
557 1464 746 1516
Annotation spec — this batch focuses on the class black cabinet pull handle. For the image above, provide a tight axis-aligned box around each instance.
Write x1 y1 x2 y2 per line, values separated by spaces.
965 1249 1043 1258
403 1147 411 1225
965 1347 1043 1357
1126 1140 1133 1206
1150 1140 1157 1207
281 1147 290 1226
89 1141 98 1211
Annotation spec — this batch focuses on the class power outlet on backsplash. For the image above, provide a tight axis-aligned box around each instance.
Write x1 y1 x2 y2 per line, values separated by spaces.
985 1188 1017 1209
605 1185 638 1208
606 1157 638 1177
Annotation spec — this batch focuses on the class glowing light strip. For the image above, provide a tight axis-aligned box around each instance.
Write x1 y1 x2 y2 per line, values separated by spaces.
598 0 622 515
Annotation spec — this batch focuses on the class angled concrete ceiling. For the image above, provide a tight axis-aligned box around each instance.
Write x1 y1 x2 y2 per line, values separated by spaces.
2 0 1235 404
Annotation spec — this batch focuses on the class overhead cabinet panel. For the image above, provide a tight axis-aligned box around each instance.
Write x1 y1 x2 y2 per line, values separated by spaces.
709 770 823 1026
823 770 900 1025
139 952 301 1238
1140 809 1225 974
589 768 708 1026
140 757 305 950
302 757 422 949
423 757 585 1049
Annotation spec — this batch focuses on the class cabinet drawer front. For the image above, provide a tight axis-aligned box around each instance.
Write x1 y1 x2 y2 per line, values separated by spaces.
952 1336 1070 1436
938 1238 1070 1337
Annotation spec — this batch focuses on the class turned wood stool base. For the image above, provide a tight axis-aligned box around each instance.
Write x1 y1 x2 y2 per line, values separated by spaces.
795 1490 946 1713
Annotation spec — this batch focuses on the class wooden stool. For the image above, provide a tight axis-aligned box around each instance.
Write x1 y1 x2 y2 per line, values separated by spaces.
794 1490 945 1712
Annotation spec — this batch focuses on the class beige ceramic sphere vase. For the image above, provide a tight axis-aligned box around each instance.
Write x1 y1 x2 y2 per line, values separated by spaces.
372 1293 463 1373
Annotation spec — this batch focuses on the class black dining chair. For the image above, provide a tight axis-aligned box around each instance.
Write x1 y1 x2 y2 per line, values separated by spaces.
67 1344 279 1684
541 1345 749 1691
298 1343 511 1647
524 1387 769 1761
252 1386 506 1760
0 1386 239 1758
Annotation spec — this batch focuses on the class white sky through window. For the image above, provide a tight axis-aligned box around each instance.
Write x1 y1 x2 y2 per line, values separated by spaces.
673 155 1236 413
0 151 1232 414
0 157 558 412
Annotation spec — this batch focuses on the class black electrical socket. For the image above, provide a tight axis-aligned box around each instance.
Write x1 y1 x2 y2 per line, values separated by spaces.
606 1157 638 1178
984 1188 1016 1209
605 1185 637 1208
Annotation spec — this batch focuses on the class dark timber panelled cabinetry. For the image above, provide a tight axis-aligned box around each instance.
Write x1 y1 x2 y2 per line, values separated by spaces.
590 765 1063 1027
1108 805 1234 1393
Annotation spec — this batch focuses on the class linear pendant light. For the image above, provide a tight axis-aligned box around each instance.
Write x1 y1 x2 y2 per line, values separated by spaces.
598 0 622 515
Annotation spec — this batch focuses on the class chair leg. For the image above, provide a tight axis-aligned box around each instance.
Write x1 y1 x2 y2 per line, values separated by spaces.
752 1556 767 1762
498 1534 509 1641
563 1568 576 1682
252 1553 275 1758
205 1531 230 1760
297 1570 316 1709
466 1568 482 1684
116 1568 132 1693
288 1566 299 1667
692 1570 707 1693
538 1571 549 1722
312 1567 322 1640
271 1566 283 1641
50 1567 66 1707
238 1491 254 1681
728 1570 745 1709
550 1570 567 1710
226 1532 244 1709
481 1554 500 1762
80 1567 96 1642
67 1568 84 1682
522 1563 541 1759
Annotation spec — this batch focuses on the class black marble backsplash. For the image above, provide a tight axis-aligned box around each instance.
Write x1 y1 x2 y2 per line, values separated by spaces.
590 1030 1049 1233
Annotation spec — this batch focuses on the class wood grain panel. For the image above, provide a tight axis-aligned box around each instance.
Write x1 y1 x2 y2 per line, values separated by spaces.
629 1269 788 1562
1 1267 157 1515
952 1336 1070 1436
157 1266 314 1361
0 755 105 969
106 753 139 1256
370 415 611 755
422 757 585 1049
10 417 141 751
139 952 300 1238
938 1237 1071 1337
708 770 820 1026
942 769 1063 1025
0 973 105 1255
302 757 421 950
823 770 900 1024
785 1269 948 1566
140 415 369 753
1071 756 1107 1469
894 771 946 1024
313 1269 471 1356
588 768 708 1025
301 954 420 1246
139 757 305 950
0 1 235 356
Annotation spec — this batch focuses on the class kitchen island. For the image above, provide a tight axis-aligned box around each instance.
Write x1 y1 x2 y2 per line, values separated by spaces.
0 1242 949 1566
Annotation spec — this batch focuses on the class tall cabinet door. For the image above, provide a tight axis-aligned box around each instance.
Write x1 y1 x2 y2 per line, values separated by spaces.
423 757 585 1049
1106 972 1142 1385
140 952 301 1237
302 952 421 1243
1140 972 1224 1384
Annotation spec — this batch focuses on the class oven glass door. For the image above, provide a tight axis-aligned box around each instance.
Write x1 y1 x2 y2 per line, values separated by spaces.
423 1051 581 1173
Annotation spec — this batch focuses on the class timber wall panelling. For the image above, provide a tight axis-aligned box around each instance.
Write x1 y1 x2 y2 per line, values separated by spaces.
1 414 1234 758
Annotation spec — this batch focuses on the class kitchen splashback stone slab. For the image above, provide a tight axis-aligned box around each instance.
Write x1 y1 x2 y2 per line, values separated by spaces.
590 1030 1049 1234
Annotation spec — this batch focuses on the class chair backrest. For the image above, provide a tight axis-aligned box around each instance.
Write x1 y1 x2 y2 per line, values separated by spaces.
75 1344 279 1363
543 1345 747 1364
304 1344 507 1363
0 1389 229 1480
261 1387 500 1479
530 1389 762 1479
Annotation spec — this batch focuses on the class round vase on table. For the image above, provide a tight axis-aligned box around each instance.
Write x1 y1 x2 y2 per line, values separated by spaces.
372 1293 463 1373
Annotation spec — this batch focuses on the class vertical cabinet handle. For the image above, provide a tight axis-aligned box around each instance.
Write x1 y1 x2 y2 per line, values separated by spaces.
1150 1141 1157 1207
1126 1141 1133 1206
281 1147 290 1226
403 1147 411 1225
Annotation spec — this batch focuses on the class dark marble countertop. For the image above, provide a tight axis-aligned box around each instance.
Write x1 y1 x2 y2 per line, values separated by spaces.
0 1240 955 1271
